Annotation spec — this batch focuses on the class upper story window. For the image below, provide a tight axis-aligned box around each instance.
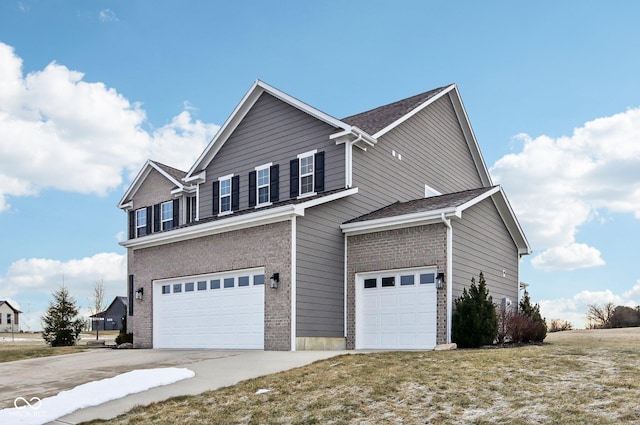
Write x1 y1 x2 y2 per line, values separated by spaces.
257 167 270 204
299 153 314 195
219 176 232 214
186 196 197 223
249 164 279 208
161 201 173 230
136 208 147 237
290 151 324 199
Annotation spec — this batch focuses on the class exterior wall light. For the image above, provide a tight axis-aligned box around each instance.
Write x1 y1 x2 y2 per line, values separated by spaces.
435 273 445 289
269 273 279 289
135 287 144 300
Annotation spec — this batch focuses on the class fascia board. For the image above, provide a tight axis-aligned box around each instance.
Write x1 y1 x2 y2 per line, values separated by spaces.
449 87 493 187
454 186 500 214
184 170 206 184
293 187 359 215
372 84 456 139
491 187 532 255
117 160 152 209
150 161 184 190
341 207 457 235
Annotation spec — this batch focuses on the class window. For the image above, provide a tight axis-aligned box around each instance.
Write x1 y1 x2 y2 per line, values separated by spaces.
6 314 11 325
238 276 250 287
254 274 265 285
400 275 415 286
381 277 395 287
299 154 314 195
219 177 231 213
364 278 377 289
420 273 435 284
424 184 442 198
161 201 173 230
223 277 234 288
210 279 220 290
135 208 147 237
185 282 194 292
197 281 207 291
173 283 182 293
257 166 270 205
162 285 171 294
187 196 197 223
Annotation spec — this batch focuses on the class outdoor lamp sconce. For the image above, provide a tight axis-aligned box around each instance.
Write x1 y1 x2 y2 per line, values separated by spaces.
435 273 445 289
135 287 144 300
269 273 279 289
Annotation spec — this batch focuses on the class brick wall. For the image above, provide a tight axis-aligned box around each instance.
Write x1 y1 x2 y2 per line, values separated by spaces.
345 224 448 349
129 220 292 350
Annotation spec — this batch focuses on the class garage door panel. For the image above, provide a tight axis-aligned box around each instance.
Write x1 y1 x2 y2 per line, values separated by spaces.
356 268 438 350
153 269 265 349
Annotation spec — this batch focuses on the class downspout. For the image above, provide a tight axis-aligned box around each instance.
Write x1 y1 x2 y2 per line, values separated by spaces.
441 213 453 344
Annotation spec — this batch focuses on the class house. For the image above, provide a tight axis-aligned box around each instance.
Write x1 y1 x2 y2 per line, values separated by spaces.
89 296 128 331
0 300 21 333
118 80 530 351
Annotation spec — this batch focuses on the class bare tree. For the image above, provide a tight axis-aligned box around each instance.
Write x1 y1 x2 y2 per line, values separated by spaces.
586 302 615 329
89 279 107 340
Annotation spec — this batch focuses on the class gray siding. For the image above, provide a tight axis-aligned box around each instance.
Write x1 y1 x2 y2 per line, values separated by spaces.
199 92 345 218
352 93 485 215
130 169 183 230
451 197 519 304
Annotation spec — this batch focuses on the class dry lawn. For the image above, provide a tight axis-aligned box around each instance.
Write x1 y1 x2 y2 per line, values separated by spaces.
0 332 93 362
85 328 640 425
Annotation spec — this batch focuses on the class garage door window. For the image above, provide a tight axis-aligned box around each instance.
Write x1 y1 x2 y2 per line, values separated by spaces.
185 282 194 292
224 277 234 288
173 283 182 293
381 276 395 287
364 278 377 289
197 281 207 291
420 273 435 284
254 274 265 285
162 285 170 294
211 279 220 289
400 275 415 286
238 276 250 287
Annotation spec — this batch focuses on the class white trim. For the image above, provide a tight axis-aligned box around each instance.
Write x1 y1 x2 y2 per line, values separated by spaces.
160 200 173 230
343 233 348 337
218 175 233 214
341 207 459 236
255 163 272 207
118 160 185 209
135 208 147 237
297 149 317 159
298 151 315 196
296 191 317 200
183 170 206 184
291 216 297 351
372 85 455 139
424 184 442 198
122 188 358 250
218 173 234 182
195 184 200 221
441 213 453 344
255 162 273 170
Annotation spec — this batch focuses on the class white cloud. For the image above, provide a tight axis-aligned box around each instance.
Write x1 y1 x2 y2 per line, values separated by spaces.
0 42 219 212
491 108 640 271
539 281 640 328
99 8 118 22
530 243 605 271
0 252 126 300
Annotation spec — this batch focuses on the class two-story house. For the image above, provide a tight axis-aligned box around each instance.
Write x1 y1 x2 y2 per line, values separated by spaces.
118 80 530 351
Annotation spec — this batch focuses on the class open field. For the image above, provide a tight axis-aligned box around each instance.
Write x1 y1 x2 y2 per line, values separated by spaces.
83 328 640 425
0 331 118 362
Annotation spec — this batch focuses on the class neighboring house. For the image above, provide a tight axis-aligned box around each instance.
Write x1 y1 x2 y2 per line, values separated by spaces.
89 296 128 331
118 80 530 351
0 300 21 333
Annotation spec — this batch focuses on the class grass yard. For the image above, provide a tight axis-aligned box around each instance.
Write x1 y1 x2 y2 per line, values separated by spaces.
0 332 95 363
86 328 640 424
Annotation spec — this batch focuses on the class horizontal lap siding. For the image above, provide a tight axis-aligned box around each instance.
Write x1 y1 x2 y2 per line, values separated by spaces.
452 198 519 303
352 94 485 215
199 92 345 218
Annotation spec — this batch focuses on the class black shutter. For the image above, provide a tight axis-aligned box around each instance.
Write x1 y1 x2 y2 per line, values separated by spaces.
212 181 219 215
128 211 135 239
186 198 191 223
128 275 134 316
153 204 160 232
314 151 325 193
270 164 279 202
290 159 299 198
172 198 179 228
231 175 240 211
248 171 257 207
145 206 152 235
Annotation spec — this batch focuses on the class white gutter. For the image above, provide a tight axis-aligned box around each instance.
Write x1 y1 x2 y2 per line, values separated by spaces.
341 207 459 236
441 212 453 344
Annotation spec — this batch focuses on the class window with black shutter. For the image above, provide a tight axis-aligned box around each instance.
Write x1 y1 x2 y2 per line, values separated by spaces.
212 181 219 215
172 198 179 227
153 204 161 232
128 211 135 239
248 170 257 207
314 151 324 192
290 158 299 198
231 175 240 211
270 164 279 202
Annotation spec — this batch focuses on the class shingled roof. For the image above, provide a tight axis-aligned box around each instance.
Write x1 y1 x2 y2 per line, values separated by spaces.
344 187 496 224
153 161 187 183
341 85 451 135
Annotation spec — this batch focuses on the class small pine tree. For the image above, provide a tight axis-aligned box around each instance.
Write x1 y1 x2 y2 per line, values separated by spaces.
452 272 498 348
519 292 547 342
41 285 85 346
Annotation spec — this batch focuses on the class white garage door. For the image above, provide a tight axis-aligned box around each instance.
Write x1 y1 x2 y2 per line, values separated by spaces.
153 268 265 349
356 267 437 350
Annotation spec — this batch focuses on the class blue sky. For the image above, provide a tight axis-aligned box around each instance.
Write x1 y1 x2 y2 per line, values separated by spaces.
1 1 639 330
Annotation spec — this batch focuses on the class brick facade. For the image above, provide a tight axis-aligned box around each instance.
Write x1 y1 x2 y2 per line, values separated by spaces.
129 220 292 350
345 224 448 349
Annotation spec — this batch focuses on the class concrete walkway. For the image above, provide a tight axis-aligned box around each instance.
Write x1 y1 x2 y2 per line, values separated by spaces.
0 348 345 424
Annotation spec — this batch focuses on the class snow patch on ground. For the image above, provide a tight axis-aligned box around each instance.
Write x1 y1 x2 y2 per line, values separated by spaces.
0 367 195 425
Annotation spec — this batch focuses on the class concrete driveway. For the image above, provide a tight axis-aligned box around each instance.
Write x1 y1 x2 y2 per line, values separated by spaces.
0 348 345 424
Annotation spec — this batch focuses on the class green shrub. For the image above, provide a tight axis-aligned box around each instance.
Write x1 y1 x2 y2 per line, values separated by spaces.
41 285 84 347
452 272 498 348
115 314 133 345
519 292 547 342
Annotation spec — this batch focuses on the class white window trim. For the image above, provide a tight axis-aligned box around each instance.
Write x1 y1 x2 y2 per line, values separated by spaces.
297 149 317 198
161 201 173 230
135 208 146 237
218 174 234 216
255 163 272 208
424 184 442 198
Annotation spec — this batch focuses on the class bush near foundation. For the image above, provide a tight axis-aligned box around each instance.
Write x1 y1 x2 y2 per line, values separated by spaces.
452 272 498 348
